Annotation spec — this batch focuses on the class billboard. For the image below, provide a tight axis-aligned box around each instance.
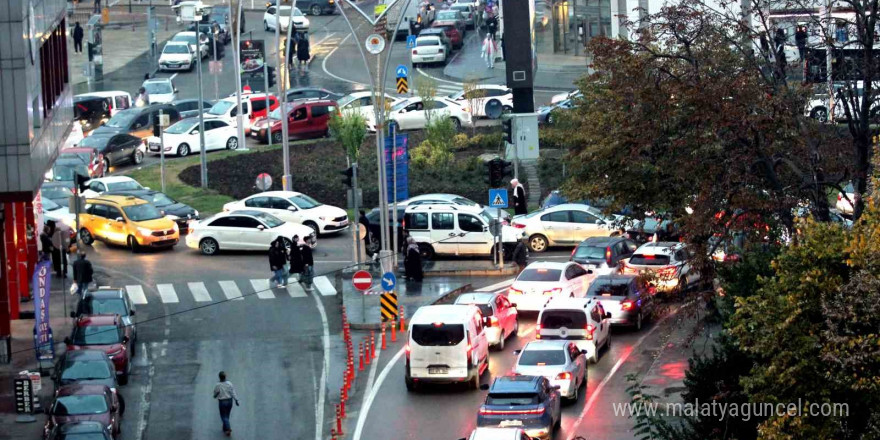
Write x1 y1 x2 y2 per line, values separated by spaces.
240 39 267 92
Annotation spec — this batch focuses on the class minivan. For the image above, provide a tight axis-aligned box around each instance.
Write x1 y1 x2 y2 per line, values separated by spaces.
405 304 490 391
208 94 280 133
536 297 611 363
403 204 520 259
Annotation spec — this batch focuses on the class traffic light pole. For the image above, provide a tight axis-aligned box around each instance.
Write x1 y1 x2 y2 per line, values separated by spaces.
159 110 166 193
353 163 362 264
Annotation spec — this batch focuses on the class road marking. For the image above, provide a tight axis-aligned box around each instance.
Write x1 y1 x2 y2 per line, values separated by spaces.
308 280 331 440
353 348 405 440
126 285 148 305
219 280 244 301
187 282 212 302
157 284 179 303
169 73 178 80
250 279 276 299
320 34 362 85
314 276 337 296
287 283 307 298
517 323 535 338
476 278 515 292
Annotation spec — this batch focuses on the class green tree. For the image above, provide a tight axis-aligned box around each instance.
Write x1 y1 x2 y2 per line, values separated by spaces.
414 74 438 122
329 109 367 162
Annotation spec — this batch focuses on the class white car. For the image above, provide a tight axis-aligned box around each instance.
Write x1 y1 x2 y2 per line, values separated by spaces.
622 241 701 294
171 31 209 59
222 191 349 235
145 118 239 157
263 6 309 32
805 82 880 123
186 210 315 255
511 203 618 253
411 35 447 67
158 41 196 71
81 176 146 199
507 261 593 312
448 84 513 118
836 182 855 215
454 292 518 350
513 340 587 401
39 196 76 228
460 428 533 440
406 193 511 224
537 296 611 363
337 91 398 129
142 78 178 105
388 96 472 131
550 89 579 105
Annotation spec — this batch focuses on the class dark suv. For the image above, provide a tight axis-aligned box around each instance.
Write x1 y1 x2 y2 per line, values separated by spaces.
477 375 561 440
571 236 639 275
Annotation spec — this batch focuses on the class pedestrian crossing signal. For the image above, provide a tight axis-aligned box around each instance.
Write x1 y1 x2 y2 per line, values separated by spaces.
396 77 408 94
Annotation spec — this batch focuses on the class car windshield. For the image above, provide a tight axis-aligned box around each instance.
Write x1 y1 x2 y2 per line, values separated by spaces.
541 311 587 329
451 5 469 12
164 44 189 54
437 11 458 20
587 280 630 297
519 348 566 366
416 38 440 46
106 181 144 191
43 185 74 200
486 392 539 406
289 194 321 209
338 95 359 107
268 106 287 120
208 100 235 116
53 395 108 415
517 268 561 282
573 245 606 260
104 110 138 128
278 6 303 16
164 120 197 134
411 323 465 346
629 254 671 265
72 325 121 345
457 301 493 317
60 360 113 381
122 204 163 222
172 34 197 45
145 193 176 206
79 297 128 316
253 212 284 228
144 82 173 95
53 164 90 182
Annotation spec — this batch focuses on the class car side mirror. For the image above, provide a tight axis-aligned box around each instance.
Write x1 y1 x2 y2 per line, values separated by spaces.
287 206 298 211
605 312 612 319
581 349 588 355
510 303 517 308
64 337 72 345
257 225 266 230
482 225 489 232
174 88 179 93
123 336 130 344
479 384 490 391
586 269 593 274
513 349 521 355
115 217 124 222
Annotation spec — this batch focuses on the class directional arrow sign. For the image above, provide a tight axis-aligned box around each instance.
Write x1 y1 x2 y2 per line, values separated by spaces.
396 64 408 78
381 271 397 291
396 77 408 94
489 188 509 208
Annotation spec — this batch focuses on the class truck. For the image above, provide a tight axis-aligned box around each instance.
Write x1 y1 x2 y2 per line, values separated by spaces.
383 0 435 40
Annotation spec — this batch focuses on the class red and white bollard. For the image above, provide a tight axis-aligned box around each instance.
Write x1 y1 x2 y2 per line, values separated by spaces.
391 318 397 342
359 342 365 370
381 322 387 350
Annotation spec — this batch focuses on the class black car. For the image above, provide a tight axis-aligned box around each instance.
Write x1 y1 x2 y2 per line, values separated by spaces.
625 217 680 244
46 421 113 440
78 133 145 170
91 105 181 140
172 99 215 119
73 95 113 133
188 23 226 57
285 87 343 103
106 189 199 233
52 349 119 392
41 181 75 207
476 375 562 438
571 236 639 274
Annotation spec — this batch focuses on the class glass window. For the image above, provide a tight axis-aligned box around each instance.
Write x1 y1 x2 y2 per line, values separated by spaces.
518 348 566 365
252 98 267 112
411 323 465 346
590 307 601 322
208 100 235 116
143 82 173 95
458 214 484 233
209 217 238 227
571 210 601 224
104 109 139 128
517 268 561 282
587 279 630 297
406 212 428 230
312 105 329 117
416 38 441 47
567 264 588 279
541 310 587 329
486 392 539 405
87 204 105 217
431 212 454 230
115 95 130 109
165 120 197 135
132 114 150 130
53 395 109 416
244 197 270 208
292 107 308 121
237 217 263 229
72 325 121 345
43 185 74 200
288 194 321 209
541 211 570 222
105 180 143 191
122 204 163 222
573 245 606 260
60 360 113 381
106 206 123 221
78 297 128 317
269 197 291 209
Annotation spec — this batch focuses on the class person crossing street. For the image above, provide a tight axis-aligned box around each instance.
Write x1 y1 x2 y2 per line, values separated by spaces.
213 371 240 436
268 238 288 288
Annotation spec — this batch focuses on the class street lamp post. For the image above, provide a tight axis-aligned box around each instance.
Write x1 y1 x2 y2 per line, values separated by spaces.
232 0 246 150
178 2 210 188
275 3 295 191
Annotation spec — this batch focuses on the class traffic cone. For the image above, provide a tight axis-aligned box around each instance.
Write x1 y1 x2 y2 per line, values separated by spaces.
370 332 376 359
365 337 371 365
391 319 397 342
336 405 344 435
381 323 387 350
359 342 365 370
399 306 406 331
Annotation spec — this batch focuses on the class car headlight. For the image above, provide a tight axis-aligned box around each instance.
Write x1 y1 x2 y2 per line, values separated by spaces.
194 210 199 218
172 222 179 232
136 227 153 236
165 214 180 220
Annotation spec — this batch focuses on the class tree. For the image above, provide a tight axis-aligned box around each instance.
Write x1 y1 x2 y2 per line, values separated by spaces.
329 109 367 261
414 73 438 122
462 75 486 135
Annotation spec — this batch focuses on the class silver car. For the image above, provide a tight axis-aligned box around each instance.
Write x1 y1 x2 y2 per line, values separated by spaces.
513 340 587 402
511 203 617 253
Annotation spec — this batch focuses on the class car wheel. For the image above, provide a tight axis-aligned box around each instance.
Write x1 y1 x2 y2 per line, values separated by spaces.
130 341 137 358
132 149 144 165
264 20 270 31
304 221 320 236
512 319 519 337
568 382 579 403
405 375 418 392
412 62 419 68
418 243 435 260
103 158 111 174
810 107 828 123
177 143 190 156
272 131 283 144
127 236 140 253
589 347 599 364
79 228 94 245
449 117 461 131
310 4 321 15
497 333 505 351
226 137 239 150
199 237 219 255
528 234 548 252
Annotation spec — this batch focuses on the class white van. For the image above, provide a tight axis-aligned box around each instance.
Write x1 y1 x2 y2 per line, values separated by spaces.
403 204 520 258
536 297 611 363
205 93 280 133
406 304 490 391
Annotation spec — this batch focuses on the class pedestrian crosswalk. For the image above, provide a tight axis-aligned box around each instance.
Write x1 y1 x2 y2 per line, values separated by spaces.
122 276 337 306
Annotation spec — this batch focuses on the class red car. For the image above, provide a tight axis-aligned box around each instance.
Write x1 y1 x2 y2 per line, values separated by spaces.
43 384 121 439
60 147 105 178
65 315 133 385
250 99 339 143
431 23 463 49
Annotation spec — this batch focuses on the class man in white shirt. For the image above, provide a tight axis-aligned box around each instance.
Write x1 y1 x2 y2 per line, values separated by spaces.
213 371 239 436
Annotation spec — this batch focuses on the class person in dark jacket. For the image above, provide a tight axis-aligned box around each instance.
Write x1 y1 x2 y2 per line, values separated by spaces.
288 234 304 281
40 225 54 261
511 178 527 215
72 252 94 297
299 240 315 290
512 235 528 273
403 237 423 282
268 238 288 288
358 210 374 257
795 25 808 62
296 33 310 72
73 22 84 54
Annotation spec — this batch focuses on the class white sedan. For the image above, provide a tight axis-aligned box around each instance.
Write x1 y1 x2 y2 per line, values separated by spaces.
508 261 593 312
337 91 397 129
448 84 513 118
146 118 239 156
186 210 315 255
511 203 618 253
222 191 349 236
264 6 309 32
513 340 587 401
387 96 472 131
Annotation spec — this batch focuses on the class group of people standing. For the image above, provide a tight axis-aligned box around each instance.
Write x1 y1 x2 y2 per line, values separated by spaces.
268 234 315 290
285 29 312 74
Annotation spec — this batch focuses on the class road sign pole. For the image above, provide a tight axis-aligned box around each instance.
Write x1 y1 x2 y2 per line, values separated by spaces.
159 110 166 193
392 124 398 266
263 62 272 146
232 0 246 153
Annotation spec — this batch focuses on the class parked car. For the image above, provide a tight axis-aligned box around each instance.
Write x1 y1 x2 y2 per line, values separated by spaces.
59 147 105 178
73 288 137 341
622 241 701 294
146 117 239 156
511 204 619 253
403 204 521 259
158 41 197 71
836 182 855 215
570 236 638 275
142 78 178 104
587 274 654 330
476 375 561 439
77 133 146 171
45 421 113 440
64 314 134 384
77 194 179 251
513 340 587 402
337 91 397 128
624 217 680 244
206 93 279 133
250 100 338 142
428 23 462 49
106 189 199 234
74 91 132 134
449 84 513 118
51 349 119 392
433 9 466 36
44 385 121 439
411 35 448 67
91 104 182 140
263 6 309 32
507 261 592 312
171 31 209 58
449 3 476 28
455 292 519 350
186 210 315 255
285 87 343 102
387 96 472 130
537 98 576 126
223 190 347 235
172 99 216 119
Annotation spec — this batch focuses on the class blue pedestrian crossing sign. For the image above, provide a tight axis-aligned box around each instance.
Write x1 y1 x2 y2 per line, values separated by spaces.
406 35 417 49
489 189 508 208
396 64 408 78
381 272 397 291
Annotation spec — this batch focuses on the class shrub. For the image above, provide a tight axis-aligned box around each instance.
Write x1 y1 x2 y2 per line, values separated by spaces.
425 117 457 151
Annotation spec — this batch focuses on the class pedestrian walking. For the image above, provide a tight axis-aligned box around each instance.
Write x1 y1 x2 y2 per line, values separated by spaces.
511 178 527 215
288 234 303 281
773 28 787 63
403 237 423 282
512 234 529 274
72 252 93 297
94 0 102 14
296 33 310 73
286 30 298 73
299 239 314 290
481 34 497 68
795 25 808 62
213 371 239 436
268 238 288 288
49 220 70 278
487 15 498 40
39 225 54 261
73 22 84 54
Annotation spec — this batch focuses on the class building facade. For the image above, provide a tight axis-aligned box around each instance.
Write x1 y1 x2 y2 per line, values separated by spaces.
0 0 72 357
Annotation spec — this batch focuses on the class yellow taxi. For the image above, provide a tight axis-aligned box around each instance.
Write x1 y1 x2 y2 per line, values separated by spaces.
77 195 179 252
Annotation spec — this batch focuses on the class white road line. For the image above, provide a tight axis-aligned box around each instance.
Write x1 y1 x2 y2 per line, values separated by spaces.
219 280 244 301
416 67 463 86
320 34 363 85
308 280 331 440
169 73 178 80
476 278 515 292
187 282 212 302
314 276 337 296
353 348 405 440
125 285 148 305
250 279 276 299
287 283 307 298
156 284 179 303
517 323 535 338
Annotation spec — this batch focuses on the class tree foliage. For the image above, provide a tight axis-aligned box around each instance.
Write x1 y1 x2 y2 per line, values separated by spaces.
329 110 367 162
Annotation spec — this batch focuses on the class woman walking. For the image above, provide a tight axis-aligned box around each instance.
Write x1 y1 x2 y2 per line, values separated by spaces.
404 237 423 282
268 238 288 288
299 238 315 290
288 235 303 282
296 33 311 73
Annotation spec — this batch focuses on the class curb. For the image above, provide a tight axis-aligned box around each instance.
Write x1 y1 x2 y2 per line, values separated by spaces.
348 283 473 330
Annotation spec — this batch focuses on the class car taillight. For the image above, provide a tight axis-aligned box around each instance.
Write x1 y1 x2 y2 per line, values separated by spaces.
556 372 572 380
405 344 411 359
480 407 545 415
512 223 526 229
543 287 562 296
621 299 635 311
838 193 842 201
412 49 418 55
605 246 613 266
585 324 595 340
509 287 523 295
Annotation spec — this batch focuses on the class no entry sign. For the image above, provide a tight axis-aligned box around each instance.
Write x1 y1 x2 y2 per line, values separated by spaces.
353 270 372 291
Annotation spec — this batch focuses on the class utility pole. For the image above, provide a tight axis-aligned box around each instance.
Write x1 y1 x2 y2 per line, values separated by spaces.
232 0 246 150
278 2 297 191
212 26 219 100
825 0 835 122
159 109 167 193
196 38 208 187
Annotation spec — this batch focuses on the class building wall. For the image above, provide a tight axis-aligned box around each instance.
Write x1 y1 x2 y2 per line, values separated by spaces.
0 0 72 198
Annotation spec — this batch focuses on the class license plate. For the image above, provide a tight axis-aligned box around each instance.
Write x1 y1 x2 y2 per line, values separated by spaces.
149 143 160 151
428 367 448 374
584 264 596 269
340 219 349 226
500 420 523 427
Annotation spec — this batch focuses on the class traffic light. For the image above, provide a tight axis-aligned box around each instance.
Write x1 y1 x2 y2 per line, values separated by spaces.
74 173 90 194
267 65 276 88
501 117 513 144
487 158 504 188
341 166 354 188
